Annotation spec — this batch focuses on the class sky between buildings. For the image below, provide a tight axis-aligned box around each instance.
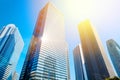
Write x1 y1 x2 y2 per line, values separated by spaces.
0 0 120 80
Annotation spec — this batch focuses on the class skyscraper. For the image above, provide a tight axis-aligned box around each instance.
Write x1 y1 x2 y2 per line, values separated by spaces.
0 24 24 80
78 20 116 80
73 45 85 80
20 2 70 80
107 39 120 77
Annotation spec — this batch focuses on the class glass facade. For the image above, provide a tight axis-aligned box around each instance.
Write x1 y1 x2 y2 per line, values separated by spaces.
20 2 70 80
0 24 24 80
78 20 113 80
107 39 120 77
12 71 18 80
73 45 85 80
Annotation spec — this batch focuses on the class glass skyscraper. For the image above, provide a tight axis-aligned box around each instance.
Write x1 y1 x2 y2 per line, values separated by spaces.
78 20 116 80
0 24 24 80
73 45 85 80
20 2 70 80
107 39 120 77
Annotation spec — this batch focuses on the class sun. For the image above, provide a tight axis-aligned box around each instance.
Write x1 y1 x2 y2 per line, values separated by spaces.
64 0 97 21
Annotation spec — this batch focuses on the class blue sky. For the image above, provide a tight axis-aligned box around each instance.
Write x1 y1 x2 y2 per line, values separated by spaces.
0 0 120 80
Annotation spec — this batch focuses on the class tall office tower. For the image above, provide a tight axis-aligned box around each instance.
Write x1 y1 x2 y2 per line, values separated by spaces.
107 39 120 77
0 24 24 80
73 45 85 80
20 2 70 80
78 20 116 80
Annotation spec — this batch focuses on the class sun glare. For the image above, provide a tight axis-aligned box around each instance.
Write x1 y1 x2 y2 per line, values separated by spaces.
41 36 48 41
65 0 96 20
